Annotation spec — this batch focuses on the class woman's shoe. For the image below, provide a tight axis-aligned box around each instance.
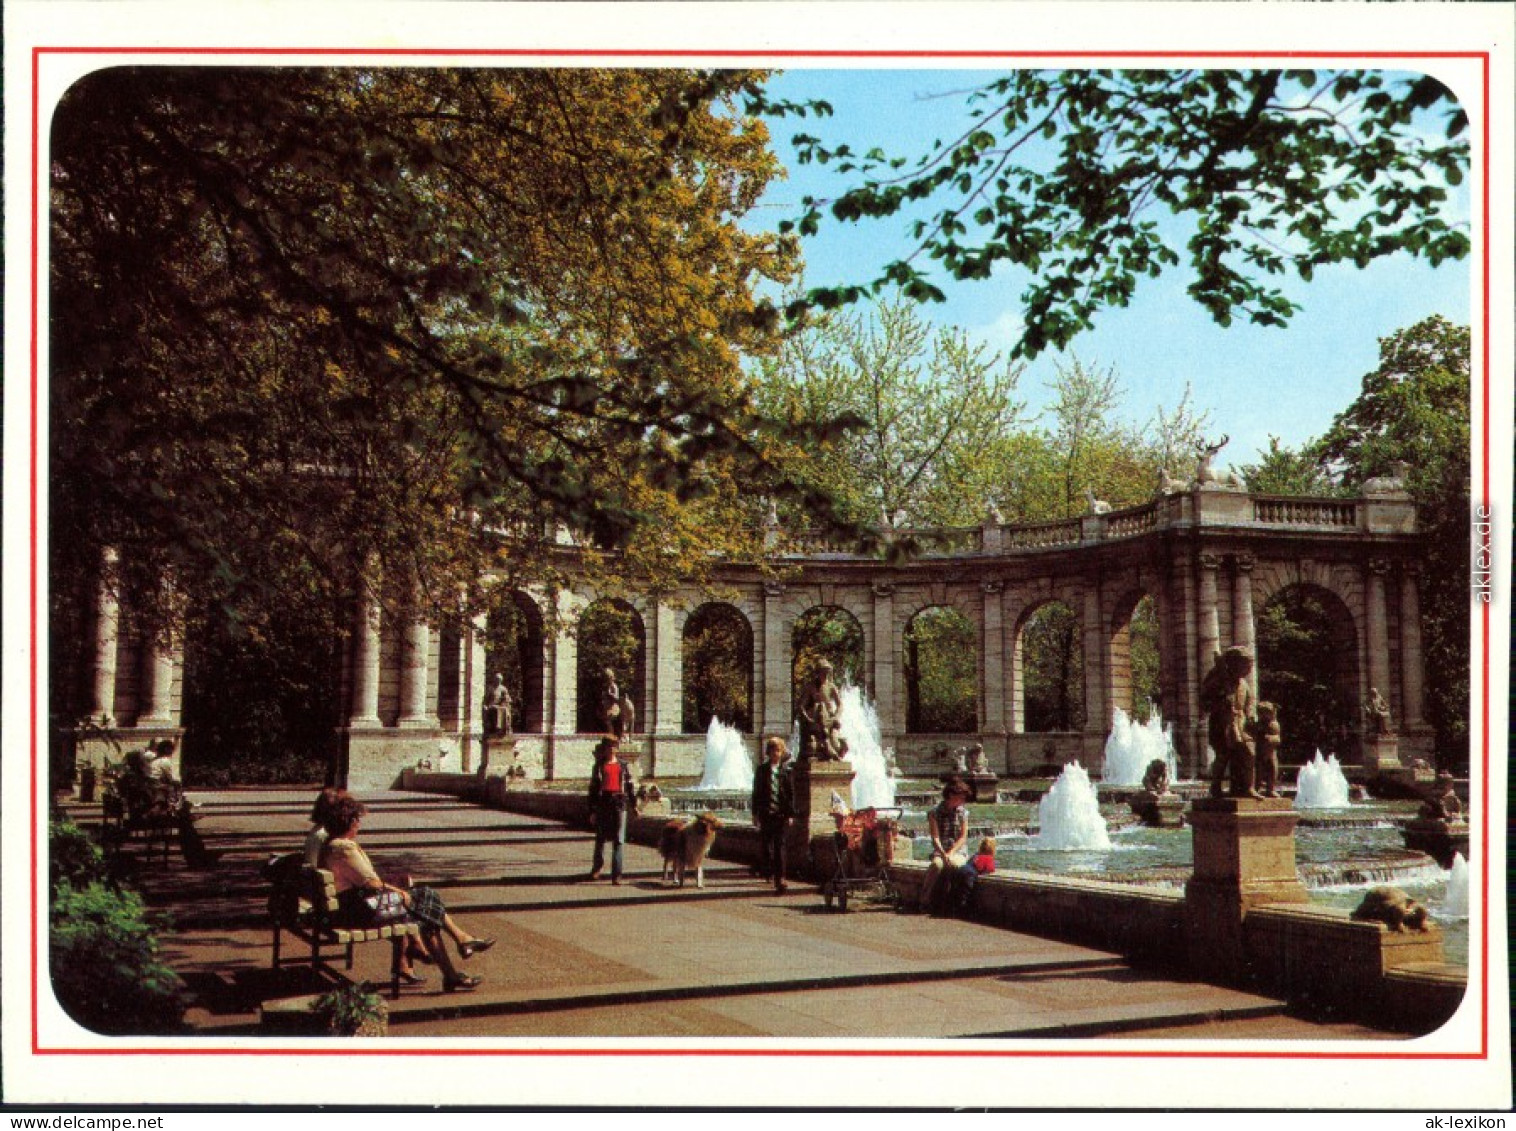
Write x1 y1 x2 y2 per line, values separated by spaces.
458 937 495 959
397 970 427 987
444 974 483 993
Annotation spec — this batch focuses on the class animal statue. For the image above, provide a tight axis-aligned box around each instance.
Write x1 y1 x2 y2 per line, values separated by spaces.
1195 435 1230 484
1083 486 1112 514
1141 758 1171 797
1156 466 1189 495
1350 887 1431 933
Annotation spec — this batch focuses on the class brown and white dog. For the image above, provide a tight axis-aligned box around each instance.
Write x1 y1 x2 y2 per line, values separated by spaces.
660 813 723 888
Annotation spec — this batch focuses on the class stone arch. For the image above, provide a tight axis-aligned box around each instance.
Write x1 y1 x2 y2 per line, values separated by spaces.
486 589 545 733
1109 588 1162 723
1255 581 1361 762
575 597 645 734
903 604 978 733
790 604 866 719
681 601 754 733
1014 598 1085 733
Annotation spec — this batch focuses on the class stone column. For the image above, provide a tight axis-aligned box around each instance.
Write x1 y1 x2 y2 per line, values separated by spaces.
1197 551 1222 672
547 590 579 736
870 582 896 739
348 589 382 726
136 631 178 726
980 580 1006 735
760 582 789 739
397 612 434 728
1232 553 1256 693
88 549 121 725
1364 557 1392 714
1080 587 1107 765
461 606 488 773
1399 563 1426 728
646 597 681 737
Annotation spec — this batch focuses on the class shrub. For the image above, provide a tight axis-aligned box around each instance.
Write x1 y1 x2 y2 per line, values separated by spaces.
312 982 387 1037
49 814 109 893
50 882 187 1035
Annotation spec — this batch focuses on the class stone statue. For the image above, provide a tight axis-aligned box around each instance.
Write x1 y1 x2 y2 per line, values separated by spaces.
1250 701 1282 798
1156 466 1189 495
1201 646 1259 799
1418 771 1463 821
600 668 636 738
984 501 1004 525
1083 486 1111 515
796 660 844 761
968 744 988 774
1350 887 1431 933
1194 435 1230 484
1364 687 1392 736
483 673 513 736
952 747 969 774
1141 758 1171 797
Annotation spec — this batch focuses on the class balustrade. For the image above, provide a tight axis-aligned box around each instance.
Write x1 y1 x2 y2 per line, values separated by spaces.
1252 496 1357 527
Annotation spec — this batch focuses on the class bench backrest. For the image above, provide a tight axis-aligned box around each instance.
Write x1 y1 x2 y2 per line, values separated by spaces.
265 852 340 927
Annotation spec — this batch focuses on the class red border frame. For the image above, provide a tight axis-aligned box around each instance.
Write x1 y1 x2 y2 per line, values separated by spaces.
28 46 1492 1062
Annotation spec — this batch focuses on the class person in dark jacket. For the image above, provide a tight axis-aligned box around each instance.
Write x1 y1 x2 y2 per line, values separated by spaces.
587 736 636 884
750 735 795 893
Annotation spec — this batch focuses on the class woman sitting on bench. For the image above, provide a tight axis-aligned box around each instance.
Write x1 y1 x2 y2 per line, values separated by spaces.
317 794 490 993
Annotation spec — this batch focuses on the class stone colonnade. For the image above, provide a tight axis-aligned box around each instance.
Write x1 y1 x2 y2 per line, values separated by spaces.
66 484 1432 791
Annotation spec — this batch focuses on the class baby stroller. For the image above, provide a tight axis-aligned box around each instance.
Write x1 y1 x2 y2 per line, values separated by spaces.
820 806 904 912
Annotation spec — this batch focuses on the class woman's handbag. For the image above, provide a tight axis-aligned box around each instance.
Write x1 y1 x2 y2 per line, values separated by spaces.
363 888 408 924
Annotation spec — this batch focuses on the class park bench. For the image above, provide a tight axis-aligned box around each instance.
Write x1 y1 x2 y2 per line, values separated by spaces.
100 781 178 863
265 854 421 1000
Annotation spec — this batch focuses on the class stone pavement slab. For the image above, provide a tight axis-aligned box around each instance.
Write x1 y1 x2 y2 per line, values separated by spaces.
70 788 1406 1042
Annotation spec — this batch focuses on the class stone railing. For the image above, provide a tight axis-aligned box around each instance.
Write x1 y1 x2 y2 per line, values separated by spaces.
1102 500 1160 539
896 525 983 555
1002 518 1083 549
1252 496 1358 527
751 491 1381 560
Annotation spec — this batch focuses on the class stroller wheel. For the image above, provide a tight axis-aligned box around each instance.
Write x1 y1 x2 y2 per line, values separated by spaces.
836 888 849 913
822 881 834 909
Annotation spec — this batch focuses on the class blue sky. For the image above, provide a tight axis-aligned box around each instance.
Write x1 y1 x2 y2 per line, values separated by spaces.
749 69 1472 474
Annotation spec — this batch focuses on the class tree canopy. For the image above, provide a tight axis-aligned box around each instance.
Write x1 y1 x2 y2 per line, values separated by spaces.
50 67 854 648
1312 314 1471 765
761 70 1469 358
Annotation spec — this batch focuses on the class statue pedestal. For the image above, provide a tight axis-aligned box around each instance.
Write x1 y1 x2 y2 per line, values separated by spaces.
1362 733 1401 773
790 760 856 876
965 772 999 803
792 761 857 831
478 735 517 778
1185 797 1309 986
1402 818 1470 869
1129 790 1185 828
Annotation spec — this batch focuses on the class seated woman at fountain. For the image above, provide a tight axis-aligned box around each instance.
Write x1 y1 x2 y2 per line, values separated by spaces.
945 837 997 916
917 778 972 913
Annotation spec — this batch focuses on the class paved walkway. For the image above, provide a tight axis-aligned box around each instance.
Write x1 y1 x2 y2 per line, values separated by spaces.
76 789 1401 1041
